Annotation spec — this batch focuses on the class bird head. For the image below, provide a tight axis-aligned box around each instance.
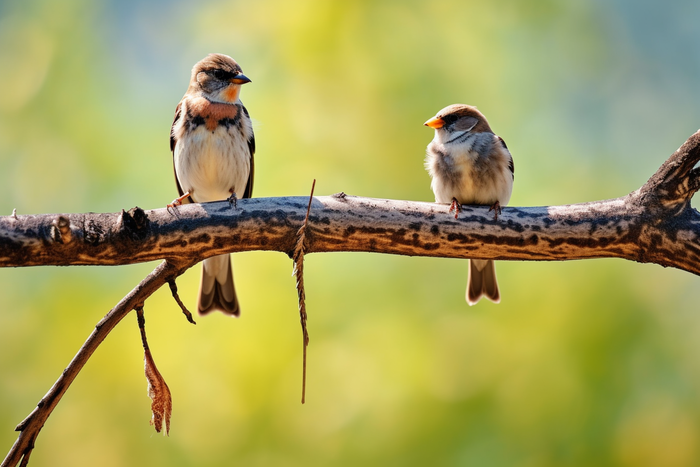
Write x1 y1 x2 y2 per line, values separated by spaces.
189 53 251 104
424 104 493 140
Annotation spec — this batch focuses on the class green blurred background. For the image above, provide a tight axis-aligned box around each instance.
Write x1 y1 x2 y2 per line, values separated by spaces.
1 0 700 466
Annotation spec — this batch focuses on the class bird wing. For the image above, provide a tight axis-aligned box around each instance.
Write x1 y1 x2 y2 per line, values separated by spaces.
497 136 514 180
242 104 255 199
170 101 188 199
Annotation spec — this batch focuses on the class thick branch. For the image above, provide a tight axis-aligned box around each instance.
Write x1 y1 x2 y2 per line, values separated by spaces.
1 189 699 275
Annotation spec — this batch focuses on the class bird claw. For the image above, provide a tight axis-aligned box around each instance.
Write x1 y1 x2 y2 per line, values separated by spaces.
488 201 502 220
449 197 462 219
167 192 191 214
227 192 238 209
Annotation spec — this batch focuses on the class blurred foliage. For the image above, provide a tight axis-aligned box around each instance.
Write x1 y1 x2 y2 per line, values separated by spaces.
1 0 700 466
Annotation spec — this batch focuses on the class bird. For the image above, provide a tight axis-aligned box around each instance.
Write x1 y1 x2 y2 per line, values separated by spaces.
169 53 255 316
424 104 514 305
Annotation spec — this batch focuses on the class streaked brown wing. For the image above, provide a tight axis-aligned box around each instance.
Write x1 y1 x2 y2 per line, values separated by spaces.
242 104 255 199
498 136 514 180
170 101 187 198
170 101 181 153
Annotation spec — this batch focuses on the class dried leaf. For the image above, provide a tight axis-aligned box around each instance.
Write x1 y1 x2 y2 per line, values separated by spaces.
137 306 172 435
144 347 172 435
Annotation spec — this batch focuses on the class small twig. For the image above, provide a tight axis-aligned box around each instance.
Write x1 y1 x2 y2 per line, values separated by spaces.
293 179 316 404
16 448 29 467
168 279 196 324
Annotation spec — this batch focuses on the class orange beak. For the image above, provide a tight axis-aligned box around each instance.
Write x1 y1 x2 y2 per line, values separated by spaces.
424 116 444 129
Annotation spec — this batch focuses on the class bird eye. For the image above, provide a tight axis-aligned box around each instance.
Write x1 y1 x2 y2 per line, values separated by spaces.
212 69 227 80
442 114 457 125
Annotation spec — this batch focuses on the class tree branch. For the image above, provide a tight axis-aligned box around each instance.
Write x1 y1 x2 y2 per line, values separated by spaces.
2 130 700 466
2 130 700 275
1 259 197 467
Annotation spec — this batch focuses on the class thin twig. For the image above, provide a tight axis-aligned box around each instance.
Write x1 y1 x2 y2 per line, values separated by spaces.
293 179 316 404
168 279 196 324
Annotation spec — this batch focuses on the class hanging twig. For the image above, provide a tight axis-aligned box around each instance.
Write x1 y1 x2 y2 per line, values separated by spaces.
292 180 316 404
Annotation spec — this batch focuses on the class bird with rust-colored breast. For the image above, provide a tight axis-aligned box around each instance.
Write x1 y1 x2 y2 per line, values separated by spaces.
424 104 514 305
169 53 255 316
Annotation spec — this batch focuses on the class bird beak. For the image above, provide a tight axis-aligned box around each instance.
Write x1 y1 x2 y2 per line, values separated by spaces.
424 117 444 129
231 74 251 85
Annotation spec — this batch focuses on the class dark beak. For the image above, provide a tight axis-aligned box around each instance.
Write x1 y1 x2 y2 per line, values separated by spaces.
231 74 251 85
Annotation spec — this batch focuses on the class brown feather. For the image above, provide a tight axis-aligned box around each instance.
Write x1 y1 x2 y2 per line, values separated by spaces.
198 255 239 316
242 105 255 199
467 259 500 305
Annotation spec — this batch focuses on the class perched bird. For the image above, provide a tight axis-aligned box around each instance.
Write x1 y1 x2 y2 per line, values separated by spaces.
169 53 255 316
424 104 514 305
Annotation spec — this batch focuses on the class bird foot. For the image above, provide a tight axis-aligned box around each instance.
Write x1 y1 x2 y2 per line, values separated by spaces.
489 201 502 220
167 192 191 213
227 191 238 209
449 197 462 219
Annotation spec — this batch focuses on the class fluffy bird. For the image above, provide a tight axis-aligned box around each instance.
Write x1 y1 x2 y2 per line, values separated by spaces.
169 53 255 316
424 104 514 305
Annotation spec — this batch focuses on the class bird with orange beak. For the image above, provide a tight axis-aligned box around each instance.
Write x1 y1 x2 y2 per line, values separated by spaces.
424 104 514 305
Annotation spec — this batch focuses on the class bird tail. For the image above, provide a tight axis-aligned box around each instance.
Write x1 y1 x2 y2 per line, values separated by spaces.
466 259 500 305
198 254 240 316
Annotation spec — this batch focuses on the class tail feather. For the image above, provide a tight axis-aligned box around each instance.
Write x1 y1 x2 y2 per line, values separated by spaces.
466 259 500 305
198 254 240 316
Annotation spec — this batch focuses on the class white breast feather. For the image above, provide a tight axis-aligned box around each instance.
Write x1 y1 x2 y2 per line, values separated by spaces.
174 125 251 203
426 133 513 207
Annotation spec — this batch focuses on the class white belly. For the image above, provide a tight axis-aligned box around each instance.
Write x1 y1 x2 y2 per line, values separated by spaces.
427 134 513 207
431 156 513 206
174 125 251 203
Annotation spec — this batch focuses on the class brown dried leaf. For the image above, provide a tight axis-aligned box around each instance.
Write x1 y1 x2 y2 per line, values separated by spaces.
144 347 172 435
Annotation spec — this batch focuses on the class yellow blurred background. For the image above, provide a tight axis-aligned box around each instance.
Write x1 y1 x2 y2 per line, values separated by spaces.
2 0 700 466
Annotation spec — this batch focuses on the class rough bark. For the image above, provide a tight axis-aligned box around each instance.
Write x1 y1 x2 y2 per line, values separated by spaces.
1 150 700 274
